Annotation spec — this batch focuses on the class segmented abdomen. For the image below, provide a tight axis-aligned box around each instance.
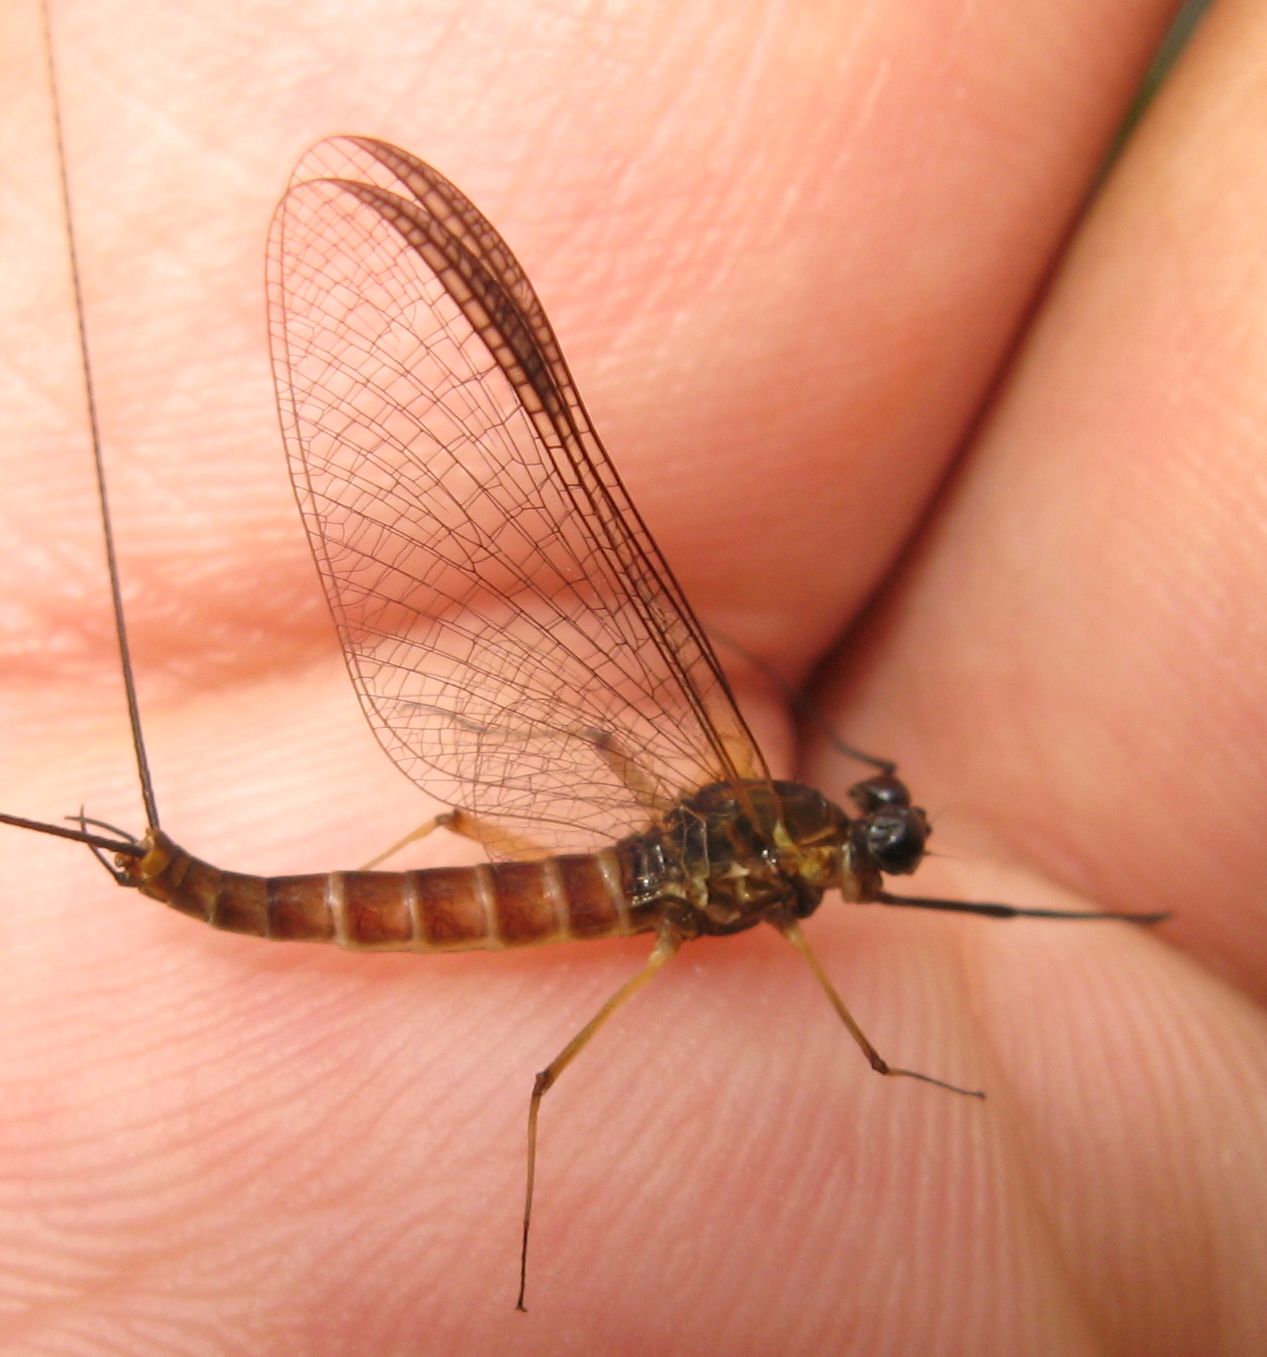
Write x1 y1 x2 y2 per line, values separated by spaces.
124 830 643 950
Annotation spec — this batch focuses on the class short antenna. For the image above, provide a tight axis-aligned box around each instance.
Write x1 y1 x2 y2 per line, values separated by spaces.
40 0 159 828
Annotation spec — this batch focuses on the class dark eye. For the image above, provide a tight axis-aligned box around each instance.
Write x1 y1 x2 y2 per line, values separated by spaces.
848 774 911 812
855 806 927 876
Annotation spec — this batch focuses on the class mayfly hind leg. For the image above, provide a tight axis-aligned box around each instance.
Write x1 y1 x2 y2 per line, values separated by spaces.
517 928 681 1312
360 725 669 872
357 807 546 869
581 725 673 814
778 919 985 1100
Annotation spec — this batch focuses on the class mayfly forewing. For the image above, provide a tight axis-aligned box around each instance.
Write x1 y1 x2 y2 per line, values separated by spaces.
267 138 769 855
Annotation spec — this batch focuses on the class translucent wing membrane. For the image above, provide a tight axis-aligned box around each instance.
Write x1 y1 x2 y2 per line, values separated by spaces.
267 137 768 854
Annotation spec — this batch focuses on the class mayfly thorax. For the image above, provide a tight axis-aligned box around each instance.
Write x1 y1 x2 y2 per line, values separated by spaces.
3 15 1169 1314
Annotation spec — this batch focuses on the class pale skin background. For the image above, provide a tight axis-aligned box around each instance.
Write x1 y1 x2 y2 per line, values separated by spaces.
1 0 1265 1353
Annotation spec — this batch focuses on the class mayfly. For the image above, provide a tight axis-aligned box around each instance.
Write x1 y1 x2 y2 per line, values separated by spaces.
4 73 1167 1313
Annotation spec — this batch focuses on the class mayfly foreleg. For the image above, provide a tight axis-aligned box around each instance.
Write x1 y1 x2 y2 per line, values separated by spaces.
703 626 899 776
778 918 985 1100
517 928 681 1312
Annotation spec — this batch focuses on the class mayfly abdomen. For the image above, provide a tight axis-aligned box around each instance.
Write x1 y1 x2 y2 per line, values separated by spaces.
124 831 641 951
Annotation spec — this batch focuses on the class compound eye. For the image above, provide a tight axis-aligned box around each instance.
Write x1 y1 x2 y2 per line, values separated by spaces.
848 773 911 812
860 806 927 876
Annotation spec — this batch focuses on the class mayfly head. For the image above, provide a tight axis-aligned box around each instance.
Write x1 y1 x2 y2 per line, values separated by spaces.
845 773 929 883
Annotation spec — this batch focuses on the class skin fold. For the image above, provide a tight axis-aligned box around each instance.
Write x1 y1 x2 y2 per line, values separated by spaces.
0 1 1263 1354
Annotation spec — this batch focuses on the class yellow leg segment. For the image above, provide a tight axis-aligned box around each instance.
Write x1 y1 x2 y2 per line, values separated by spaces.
779 919 985 1099
582 726 673 814
516 930 681 1311
358 808 546 869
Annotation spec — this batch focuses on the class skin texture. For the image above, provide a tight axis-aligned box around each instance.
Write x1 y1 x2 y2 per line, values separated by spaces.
1 0 1265 1353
